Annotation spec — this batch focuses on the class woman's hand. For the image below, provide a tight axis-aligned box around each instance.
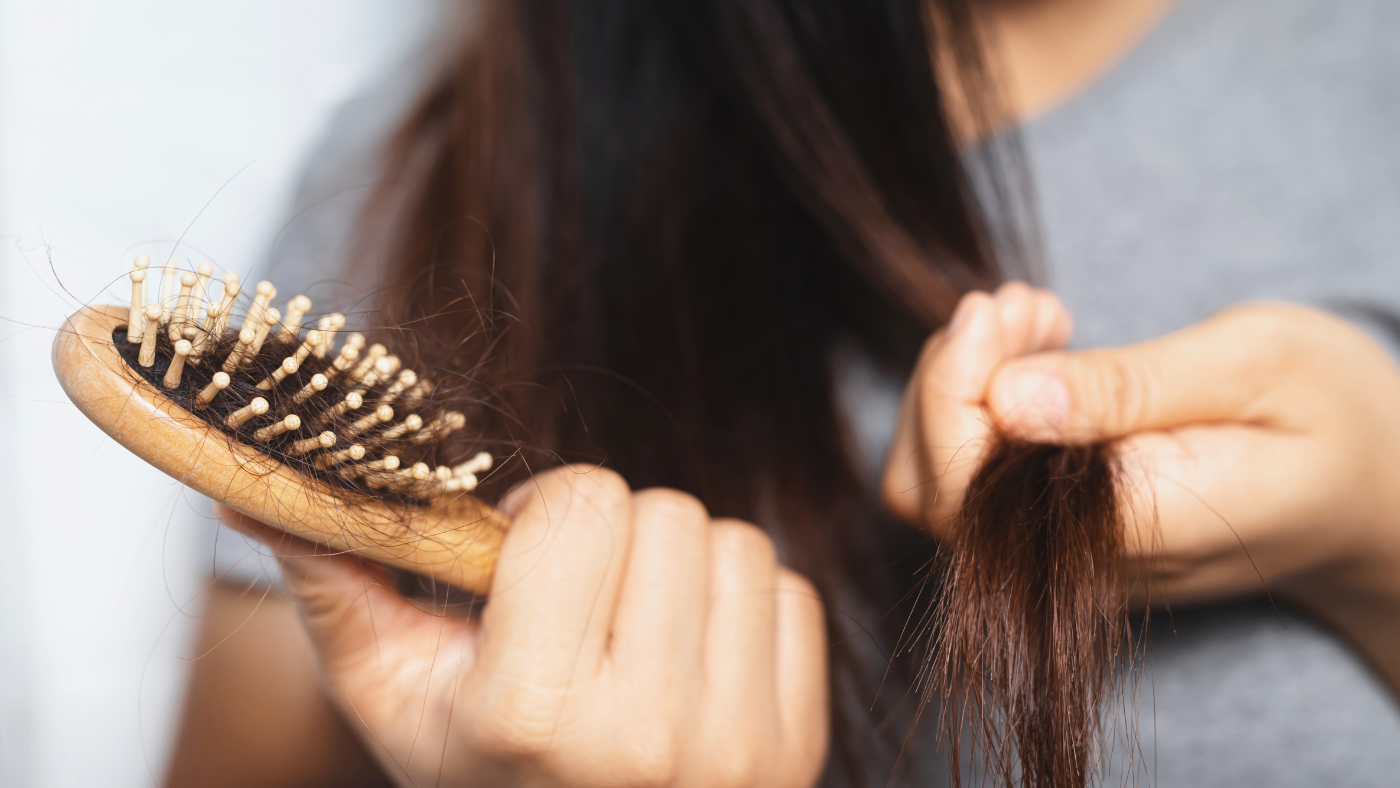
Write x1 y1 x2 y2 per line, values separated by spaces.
220 466 828 788
882 285 1400 690
881 282 1076 531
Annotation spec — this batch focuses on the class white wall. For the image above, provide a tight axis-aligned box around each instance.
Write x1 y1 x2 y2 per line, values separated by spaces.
0 2 443 784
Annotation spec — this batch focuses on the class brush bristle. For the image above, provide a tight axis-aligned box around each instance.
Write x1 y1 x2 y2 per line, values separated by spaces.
115 264 492 505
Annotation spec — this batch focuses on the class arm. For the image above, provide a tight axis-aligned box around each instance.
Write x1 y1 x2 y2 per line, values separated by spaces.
164 579 390 788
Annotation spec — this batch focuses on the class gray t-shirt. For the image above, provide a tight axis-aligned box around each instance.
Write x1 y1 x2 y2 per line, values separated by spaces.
1025 0 1400 782
247 0 1400 782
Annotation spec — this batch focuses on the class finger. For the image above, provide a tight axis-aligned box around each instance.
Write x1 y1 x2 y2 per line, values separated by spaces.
881 292 1003 530
1114 426 1340 599
608 489 710 691
477 465 634 683
912 292 1004 529
702 521 779 749
996 283 1075 356
993 281 1037 355
773 569 828 787
880 328 944 524
1028 289 1074 351
216 502 288 545
986 305 1294 443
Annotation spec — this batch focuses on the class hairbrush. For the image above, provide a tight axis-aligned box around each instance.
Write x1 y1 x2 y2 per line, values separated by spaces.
52 255 511 594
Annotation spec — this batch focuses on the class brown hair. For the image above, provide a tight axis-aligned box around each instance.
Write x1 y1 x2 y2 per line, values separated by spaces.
352 2 1129 785
917 440 1135 787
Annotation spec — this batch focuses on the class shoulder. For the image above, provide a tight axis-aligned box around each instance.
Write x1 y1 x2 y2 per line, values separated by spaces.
263 59 435 300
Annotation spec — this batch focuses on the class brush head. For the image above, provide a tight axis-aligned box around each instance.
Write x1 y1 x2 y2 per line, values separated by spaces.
112 320 467 504
53 264 511 594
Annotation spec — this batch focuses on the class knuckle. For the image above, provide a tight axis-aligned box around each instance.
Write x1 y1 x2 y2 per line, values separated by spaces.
511 464 632 522
710 519 777 568
1217 302 1300 355
524 465 632 530
561 464 632 509
995 279 1032 299
775 569 827 632
632 487 710 531
1217 305 1301 383
469 702 560 762
616 725 679 787
706 748 762 788
1096 354 1157 433
776 567 820 605
1220 301 1294 333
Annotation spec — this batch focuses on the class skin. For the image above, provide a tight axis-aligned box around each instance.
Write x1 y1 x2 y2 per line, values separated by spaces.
985 0 1177 122
165 580 387 788
937 0 1176 139
883 285 1400 694
217 468 828 788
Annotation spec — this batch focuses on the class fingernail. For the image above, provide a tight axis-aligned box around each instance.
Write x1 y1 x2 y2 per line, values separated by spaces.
995 370 1070 440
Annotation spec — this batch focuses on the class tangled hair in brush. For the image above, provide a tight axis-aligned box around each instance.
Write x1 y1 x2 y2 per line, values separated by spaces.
917 438 1140 788
112 316 497 509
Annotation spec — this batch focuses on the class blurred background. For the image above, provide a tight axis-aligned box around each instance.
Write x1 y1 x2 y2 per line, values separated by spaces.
0 1 444 784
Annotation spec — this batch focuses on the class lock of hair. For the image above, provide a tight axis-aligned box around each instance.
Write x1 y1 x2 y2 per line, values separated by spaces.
924 439 1132 788
53 262 512 595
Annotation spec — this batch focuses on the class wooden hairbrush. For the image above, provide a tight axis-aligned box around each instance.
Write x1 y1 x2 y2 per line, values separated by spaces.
52 255 511 594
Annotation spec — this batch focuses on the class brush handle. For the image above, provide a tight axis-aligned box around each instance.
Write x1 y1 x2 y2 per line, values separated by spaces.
52 305 509 594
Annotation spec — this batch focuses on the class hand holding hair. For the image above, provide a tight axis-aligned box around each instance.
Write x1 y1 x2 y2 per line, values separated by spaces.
882 281 1076 531
890 291 1400 689
981 302 1400 690
884 284 1119 788
883 290 1400 785
221 465 829 788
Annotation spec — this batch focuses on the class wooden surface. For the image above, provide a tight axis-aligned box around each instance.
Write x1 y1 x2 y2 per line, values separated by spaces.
52 305 509 594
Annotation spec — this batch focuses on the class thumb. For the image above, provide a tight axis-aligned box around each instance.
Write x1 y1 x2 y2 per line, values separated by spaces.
985 314 1275 443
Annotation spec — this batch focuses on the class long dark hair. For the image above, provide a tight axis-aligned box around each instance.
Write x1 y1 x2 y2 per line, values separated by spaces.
358 1 1030 784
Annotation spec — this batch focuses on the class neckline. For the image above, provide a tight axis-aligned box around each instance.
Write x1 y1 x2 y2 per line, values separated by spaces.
1017 0 1196 135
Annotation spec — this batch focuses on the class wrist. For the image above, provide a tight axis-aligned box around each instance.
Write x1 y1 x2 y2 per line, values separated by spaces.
1281 547 1400 696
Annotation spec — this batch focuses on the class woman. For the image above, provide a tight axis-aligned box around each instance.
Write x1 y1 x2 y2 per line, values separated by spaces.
171 0 1400 785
